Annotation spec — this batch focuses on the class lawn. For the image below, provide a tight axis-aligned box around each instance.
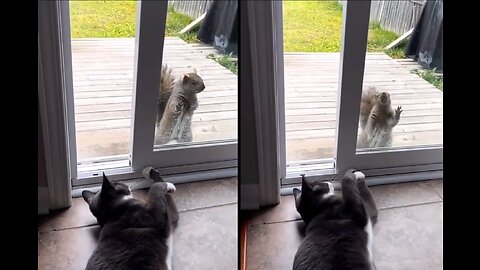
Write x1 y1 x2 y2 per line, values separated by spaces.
283 1 343 52
70 1 423 77
283 1 442 88
412 69 443 91
70 1 198 42
283 0 404 57
70 0 401 55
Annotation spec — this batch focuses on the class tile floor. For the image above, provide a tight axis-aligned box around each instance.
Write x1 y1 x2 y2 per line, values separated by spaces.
38 177 238 270
38 178 443 270
246 179 443 270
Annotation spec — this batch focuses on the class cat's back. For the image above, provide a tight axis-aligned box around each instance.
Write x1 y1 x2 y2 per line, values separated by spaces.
87 235 168 270
293 219 371 270
86 202 170 270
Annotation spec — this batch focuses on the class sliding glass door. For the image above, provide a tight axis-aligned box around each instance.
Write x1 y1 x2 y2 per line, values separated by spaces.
275 0 442 186
336 0 442 172
129 1 237 172
64 1 237 188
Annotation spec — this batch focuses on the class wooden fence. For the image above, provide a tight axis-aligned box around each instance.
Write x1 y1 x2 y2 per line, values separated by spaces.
370 0 426 35
168 0 214 19
171 0 427 36
339 0 426 35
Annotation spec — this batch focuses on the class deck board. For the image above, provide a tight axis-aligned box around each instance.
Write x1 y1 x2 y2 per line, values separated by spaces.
72 37 442 162
283 52 442 161
72 37 238 160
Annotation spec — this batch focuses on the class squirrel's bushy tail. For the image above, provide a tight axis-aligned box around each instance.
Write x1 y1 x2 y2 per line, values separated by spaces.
160 64 175 95
359 86 378 130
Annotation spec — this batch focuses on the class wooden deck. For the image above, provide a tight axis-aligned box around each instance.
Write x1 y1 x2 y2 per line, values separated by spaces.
72 37 237 160
72 38 442 162
284 53 443 162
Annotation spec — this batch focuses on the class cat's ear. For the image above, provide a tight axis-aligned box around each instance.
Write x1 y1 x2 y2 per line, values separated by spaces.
82 190 95 204
301 175 312 193
101 173 114 193
293 188 302 210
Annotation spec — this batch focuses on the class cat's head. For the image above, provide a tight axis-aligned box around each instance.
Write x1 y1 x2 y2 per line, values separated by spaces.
293 175 336 224
82 173 132 226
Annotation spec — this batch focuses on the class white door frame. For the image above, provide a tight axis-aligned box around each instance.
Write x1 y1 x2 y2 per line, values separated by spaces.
335 0 442 172
129 1 237 172
271 0 442 190
51 1 237 191
38 0 76 209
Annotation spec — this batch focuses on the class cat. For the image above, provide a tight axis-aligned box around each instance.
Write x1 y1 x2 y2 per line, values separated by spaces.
82 173 178 270
292 170 378 270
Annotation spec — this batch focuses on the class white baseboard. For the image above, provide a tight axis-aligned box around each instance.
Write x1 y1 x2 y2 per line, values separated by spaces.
71 167 238 198
240 183 260 210
281 170 443 196
38 187 49 215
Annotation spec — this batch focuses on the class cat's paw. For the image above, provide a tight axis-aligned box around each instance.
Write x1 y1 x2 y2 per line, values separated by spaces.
166 182 176 193
343 169 362 182
353 171 365 181
344 169 356 176
142 166 155 179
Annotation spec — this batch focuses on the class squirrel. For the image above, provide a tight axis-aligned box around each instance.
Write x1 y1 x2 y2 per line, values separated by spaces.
357 87 402 148
154 67 205 145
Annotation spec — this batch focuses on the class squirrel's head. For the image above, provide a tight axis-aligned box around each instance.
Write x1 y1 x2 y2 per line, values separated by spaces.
376 91 391 105
182 73 205 93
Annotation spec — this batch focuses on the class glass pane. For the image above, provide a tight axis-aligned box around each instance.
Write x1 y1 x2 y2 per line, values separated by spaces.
70 0 137 168
356 1 443 152
283 1 344 170
153 1 238 149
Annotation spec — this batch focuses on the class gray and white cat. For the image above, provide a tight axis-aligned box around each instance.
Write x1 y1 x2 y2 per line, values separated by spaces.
82 173 178 270
292 170 378 270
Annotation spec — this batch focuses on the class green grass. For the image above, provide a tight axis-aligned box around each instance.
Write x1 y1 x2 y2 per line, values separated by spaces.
70 0 136 38
70 1 199 42
385 44 407 59
412 68 443 91
165 7 199 43
283 1 343 52
208 54 238 75
367 22 398 52
283 1 404 55
369 22 407 59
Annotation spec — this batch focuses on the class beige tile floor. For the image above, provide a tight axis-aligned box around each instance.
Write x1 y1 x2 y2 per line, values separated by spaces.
246 180 443 270
38 178 443 270
38 178 238 270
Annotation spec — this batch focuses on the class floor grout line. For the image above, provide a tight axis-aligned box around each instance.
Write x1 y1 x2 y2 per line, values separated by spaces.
429 184 443 201
249 201 443 227
39 201 238 234
378 200 442 211
178 201 238 213
419 180 443 201
39 223 99 234
248 218 301 227
258 218 302 226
